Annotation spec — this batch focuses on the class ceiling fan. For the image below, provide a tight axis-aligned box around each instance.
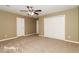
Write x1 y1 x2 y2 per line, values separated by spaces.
20 6 42 16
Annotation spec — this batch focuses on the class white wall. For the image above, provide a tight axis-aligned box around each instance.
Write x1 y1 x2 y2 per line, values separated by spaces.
44 15 65 40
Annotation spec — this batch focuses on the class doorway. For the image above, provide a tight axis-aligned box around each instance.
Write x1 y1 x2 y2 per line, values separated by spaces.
44 15 65 40
16 17 25 36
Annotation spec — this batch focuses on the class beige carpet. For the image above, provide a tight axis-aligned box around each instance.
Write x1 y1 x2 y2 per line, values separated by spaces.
0 35 79 53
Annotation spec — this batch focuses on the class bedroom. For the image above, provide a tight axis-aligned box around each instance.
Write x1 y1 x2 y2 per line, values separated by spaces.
0 5 79 52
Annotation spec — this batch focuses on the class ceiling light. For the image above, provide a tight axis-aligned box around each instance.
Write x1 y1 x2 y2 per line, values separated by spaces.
31 12 34 15
28 12 34 15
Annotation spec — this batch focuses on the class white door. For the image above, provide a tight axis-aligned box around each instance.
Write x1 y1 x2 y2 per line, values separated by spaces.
16 17 25 36
44 15 65 40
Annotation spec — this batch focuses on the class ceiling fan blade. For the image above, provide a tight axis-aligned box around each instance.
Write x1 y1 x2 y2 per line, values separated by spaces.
35 10 42 12
5 5 10 7
34 12 39 15
20 10 28 12
27 6 30 9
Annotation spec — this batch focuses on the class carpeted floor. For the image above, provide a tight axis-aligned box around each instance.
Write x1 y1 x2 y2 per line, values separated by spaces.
0 35 79 53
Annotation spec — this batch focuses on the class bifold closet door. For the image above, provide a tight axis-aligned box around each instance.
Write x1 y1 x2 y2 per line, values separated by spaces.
16 17 25 36
44 15 65 40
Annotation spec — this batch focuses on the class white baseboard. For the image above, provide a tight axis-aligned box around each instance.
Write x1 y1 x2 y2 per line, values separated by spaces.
39 35 79 44
0 33 36 42
1 33 79 45
0 36 19 42
63 40 79 44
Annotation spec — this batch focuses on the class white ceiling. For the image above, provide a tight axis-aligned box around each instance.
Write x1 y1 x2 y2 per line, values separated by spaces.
0 5 78 18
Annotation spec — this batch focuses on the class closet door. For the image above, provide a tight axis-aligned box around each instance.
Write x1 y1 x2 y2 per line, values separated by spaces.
16 17 25 36
44 15 65 40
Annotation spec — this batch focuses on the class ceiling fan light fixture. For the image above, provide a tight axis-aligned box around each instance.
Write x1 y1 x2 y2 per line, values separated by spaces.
31 12 34 15
28 12 34 15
